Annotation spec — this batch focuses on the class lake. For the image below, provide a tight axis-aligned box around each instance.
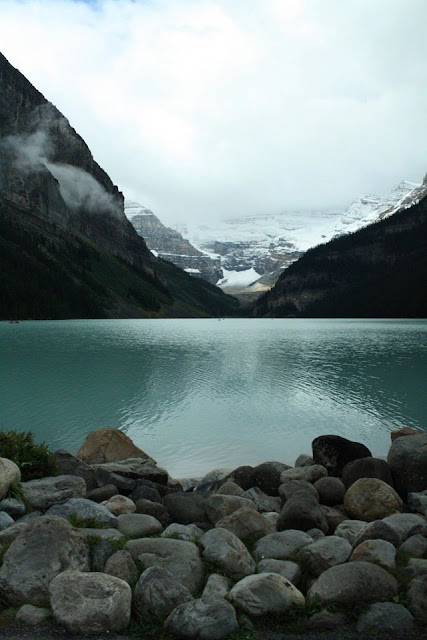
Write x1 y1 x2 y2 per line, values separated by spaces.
1 318 426 477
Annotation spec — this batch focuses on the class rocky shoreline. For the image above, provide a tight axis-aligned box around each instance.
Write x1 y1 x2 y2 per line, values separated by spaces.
0 427 426 638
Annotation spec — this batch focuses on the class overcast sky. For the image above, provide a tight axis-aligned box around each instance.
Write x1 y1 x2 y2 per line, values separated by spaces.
1 0 426 224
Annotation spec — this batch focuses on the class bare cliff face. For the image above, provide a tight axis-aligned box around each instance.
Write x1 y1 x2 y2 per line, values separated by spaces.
0 52 153 276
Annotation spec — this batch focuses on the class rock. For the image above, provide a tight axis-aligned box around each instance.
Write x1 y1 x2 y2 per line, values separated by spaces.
334 520 368 545
162 523 204 543
297 536 352 577
387 433 427 499
134 477 174 498
102 494 136 515
313 477 346 506
278 479 319 502
0 521 29 543
307 609 348 630
280 465 327 484
356 602 416 633
205 494 254 525
135 498 172 527
117 513 162 537
352 520 401 548
229 573 304 616
0 458 21 499
408 574 427 622
391 427 422 441
47 498 117 527
321 505 347 535
344 478 403 521
307 528 325 541
163 492 208 525
80 528 124 542
21 475 86 511
201 574 232 602
382 513 427 543
257 559 302 586
408 490 427 516
342 457 394 489
133 566 193 620
130 483 163 503
95 468 136 494
242 487 281 512
307 561 398 607
165 598 238 640
295 454 315 467
277 492 328 533
227 465 254 490
77 427 153 464
405 558 427 579
173 477 200 492
86 484 118 503
50 571 131 634
263 512 280 528
125 538 204 595
16 604 51 626
0 515 89 605
201 528 256 581
350 539 396 569
400 534 427 558
312 435 372 476
216 481 244 496
53 450 98 490
253 529 313 561
90 539 115 572
0 498 26 518
215 507 275 540
194 469 232 495
0 511 14 531
250 462 290 496
93 458 168 484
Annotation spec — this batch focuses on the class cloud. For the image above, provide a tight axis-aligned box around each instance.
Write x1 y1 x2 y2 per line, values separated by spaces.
0 0 426 224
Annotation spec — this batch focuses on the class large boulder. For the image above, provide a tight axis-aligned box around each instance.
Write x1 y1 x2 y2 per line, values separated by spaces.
228 573 304 616
125 538 204 596
215 507 275 540
312 435 372 476
344 478 403 521
205 494 254 525
387 433 427 499
165 598 238 640
47 498 117 527
77 427 153 464
277 492 328 533
21 475 86 511
0 458 21 499
253 530 313 561
200 528 256 581
342 457 394 489
0 515 89 605
297 536 352 577
307 562 398 607
133 566 193 620
50 571 131 634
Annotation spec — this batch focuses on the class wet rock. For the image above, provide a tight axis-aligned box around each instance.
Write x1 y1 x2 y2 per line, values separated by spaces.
277 492 328 533
229 573 304 616
297 536 352 577
257 559 302 586
313 477 345 506
163 492 208 526
215 507 275 540
253 529 312 561
312 435 372 476
165 597 238 640
77 427 153 465
342 457 394 489
104 550 138 587
21 475 86 511
242 487 281 513
47 497 117 527
205 494 254 525
344 478 403 521
133 566 193 620
201 528 256 581
117 513 162 537
350 539 396 569
0 458 21 499
356 602 415 633
387 433 427 499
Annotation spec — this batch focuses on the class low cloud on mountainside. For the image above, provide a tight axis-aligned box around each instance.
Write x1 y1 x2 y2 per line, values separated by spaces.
0 0 426 224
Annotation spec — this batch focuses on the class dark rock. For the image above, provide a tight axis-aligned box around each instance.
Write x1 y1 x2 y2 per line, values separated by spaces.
356 602 415 633
95 468 136 495
133 566 193 620
342 457 394 489
165 597 238 640
391 427 423 441
313 477 346 505
134 499 171 527
53 450 98 491
250 462 290 496
277 492 328 533
295 454 316 468
134 477 178 498
387 433 427 500
86 484 118 503
307 609 348 630
227 466 254 491
129 484 162 503
312 435 372 476
104 550 138 587
0 498 26 518
352 520 401 548
408 574 427 622
163 492 208 526
91 540 115 572
278 479 319 502
320 505 347 535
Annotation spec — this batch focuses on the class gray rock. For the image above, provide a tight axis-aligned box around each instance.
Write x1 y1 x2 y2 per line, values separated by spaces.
53 450 98 491
253 529 313 561
387 433 427 499
163 492 208 525
201 574 232 602
344 478 403 521
382 513 426 543
90 539 115 572
0 498 26 518
95 468 136 493
0 458 21 499
242 487 281 513
50 571 131 634
135 498 172 527
165 598 238 640
194 469 232 495
16 604 51 626
295 454 315 467
405 558 427 579
298 536 352 577
133 566 193 620
80 527 124 542
280 465 327 484
0 521 28 543
21 475 86 511
307 609 349 630
161 523 204 542
215 507 275 540
215 481 244 496
250 462 291 497
356 602 415 633
307 528 325 541
129 483 162 503
205 494 254 525
227 466 254 491
263 512 280 528
229 573 304 616
352 520 401 548
307 561 398 607
342 457 394 489
257 559 302 586
125 537 204 595
408 490 427 516
313 477 345 506
278 492 328 533
47 497 117 527
0 515 90 605
104 550 138 587
278 479 319 502
312 435 372 476
201 528 256 581
93 458 168 484
0 511 14 531
350 539 396 569
117 513 162 537
400 534 427 558
321 505 347 535
334 520 368 545
408 574 427 622
86 483 119 503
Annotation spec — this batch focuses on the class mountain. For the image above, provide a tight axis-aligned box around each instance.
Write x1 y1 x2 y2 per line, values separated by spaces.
253 176 427 318
125 201 222 285
0 52 238 319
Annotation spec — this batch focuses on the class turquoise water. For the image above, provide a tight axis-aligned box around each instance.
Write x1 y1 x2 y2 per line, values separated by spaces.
1 319 426 477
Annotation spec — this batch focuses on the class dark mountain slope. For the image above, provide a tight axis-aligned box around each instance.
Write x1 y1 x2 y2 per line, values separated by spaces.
254 184 427 318
0 52 238 318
